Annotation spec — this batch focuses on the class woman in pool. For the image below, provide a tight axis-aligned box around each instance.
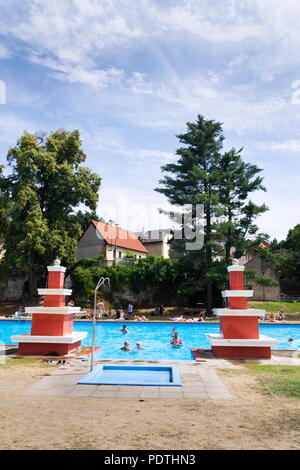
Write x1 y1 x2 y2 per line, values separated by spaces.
121 341 131 351
120 325 128 334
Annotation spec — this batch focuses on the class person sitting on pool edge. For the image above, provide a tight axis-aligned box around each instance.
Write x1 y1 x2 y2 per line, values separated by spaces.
121 341 131 351
120 325 128 334
170 332 183 347
278 310 286 321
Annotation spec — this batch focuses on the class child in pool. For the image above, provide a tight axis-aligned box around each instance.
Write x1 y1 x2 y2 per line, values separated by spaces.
120 325 128 334
170 332 183 347
136 342 144 350
171 328 178 338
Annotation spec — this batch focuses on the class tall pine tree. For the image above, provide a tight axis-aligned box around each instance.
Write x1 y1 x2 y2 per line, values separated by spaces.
216 147 268 262
156 115 224 312
156 115 268 313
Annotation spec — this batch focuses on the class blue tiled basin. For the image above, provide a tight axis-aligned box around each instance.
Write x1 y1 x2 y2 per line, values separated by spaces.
78 364 181 386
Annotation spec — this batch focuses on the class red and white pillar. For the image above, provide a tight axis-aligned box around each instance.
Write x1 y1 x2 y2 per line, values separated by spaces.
206 259 277 358
11 260 87 356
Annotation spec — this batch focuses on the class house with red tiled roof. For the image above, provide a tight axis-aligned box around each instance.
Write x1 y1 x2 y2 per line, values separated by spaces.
76 220 148 264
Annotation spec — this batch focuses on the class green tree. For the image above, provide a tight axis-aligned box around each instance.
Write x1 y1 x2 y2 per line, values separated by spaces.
216 147 268 262
283 224 300 252
156 115 224 312
156 115 268 313
73 210 105 231
1 129 101 297
266 224 300 295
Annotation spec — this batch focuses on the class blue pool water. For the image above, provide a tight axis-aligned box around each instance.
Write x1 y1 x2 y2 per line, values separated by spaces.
1 320 300 361
78 364 181 386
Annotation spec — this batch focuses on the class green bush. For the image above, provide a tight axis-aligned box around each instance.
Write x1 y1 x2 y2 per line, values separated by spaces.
70 255 189 301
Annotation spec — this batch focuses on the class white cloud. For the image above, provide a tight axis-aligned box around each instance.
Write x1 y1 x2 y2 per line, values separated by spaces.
264 139 300 152
0 43 9 58
83 126 175 164
0 0 288 88
0 113 40 147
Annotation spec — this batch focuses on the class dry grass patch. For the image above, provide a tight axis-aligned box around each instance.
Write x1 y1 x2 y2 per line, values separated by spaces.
0 362 300 449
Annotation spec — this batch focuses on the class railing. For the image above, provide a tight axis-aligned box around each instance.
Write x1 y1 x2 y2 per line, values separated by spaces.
98 258 137 267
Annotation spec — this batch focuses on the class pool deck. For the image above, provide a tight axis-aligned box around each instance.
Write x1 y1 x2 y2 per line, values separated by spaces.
23 360 234 399
22 353 300 400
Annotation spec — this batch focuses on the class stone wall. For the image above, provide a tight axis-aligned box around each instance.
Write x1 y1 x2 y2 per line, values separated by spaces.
245 256 281 301
0 277 26 301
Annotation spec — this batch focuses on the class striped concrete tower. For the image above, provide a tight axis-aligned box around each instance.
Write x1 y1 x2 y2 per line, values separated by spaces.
11 260 87 356
206 258 277 358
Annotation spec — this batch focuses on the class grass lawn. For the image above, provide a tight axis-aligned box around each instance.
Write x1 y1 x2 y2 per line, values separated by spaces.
249 301 300 315
243 365 300 398
1 358 55 367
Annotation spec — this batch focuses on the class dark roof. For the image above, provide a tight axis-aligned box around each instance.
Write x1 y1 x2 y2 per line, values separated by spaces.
136 229 172 243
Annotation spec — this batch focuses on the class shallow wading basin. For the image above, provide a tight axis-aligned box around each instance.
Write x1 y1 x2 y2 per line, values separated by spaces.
78 364 182 386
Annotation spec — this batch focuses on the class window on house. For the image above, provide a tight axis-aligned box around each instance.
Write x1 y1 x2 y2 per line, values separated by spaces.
118 251 122 258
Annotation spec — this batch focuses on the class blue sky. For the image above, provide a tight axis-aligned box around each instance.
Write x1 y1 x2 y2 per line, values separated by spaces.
0 0 300 240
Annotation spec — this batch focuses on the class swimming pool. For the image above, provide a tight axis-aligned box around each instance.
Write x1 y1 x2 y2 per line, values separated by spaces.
1 321 300 360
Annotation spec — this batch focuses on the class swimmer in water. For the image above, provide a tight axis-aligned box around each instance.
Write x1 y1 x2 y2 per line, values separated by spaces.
288 338 298 349
170 332 183 347
121 341 131 351
136 341 144 350
120 325 128 334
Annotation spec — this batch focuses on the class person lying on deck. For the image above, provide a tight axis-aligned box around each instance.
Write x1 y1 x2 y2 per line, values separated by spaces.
133 315 148 322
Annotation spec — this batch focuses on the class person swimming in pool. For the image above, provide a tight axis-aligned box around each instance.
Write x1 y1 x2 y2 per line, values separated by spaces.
136 341 144 350
170 332 183 347
288 338 299 349
120 325 128 334
121 341 131 351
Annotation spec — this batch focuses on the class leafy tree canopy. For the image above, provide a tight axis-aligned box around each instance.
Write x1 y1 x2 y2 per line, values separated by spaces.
0 129 101 296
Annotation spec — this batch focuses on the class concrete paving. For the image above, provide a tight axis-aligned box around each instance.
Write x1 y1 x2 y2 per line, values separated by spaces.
23 354 300 400
23 359 233 400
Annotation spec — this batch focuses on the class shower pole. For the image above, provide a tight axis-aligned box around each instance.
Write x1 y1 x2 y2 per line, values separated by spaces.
90 277 110 371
